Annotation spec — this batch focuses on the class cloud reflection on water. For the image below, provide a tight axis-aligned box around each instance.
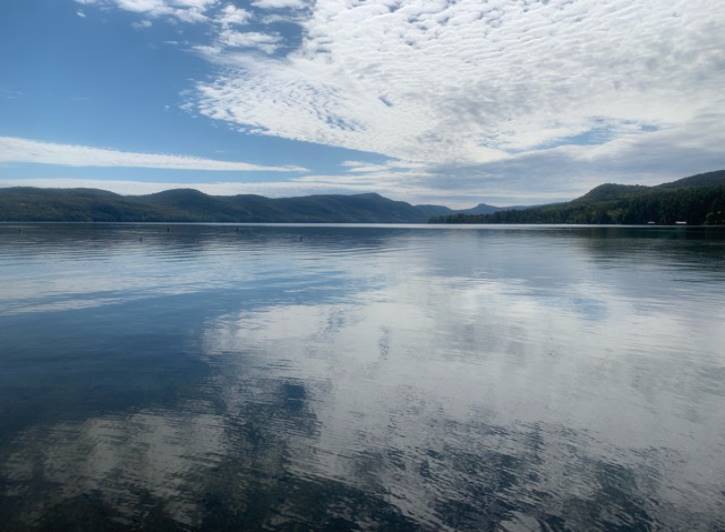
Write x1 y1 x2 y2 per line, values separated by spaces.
1 225 724 530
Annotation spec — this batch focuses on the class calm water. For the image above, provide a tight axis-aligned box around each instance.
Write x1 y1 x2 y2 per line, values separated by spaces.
1 224 724 531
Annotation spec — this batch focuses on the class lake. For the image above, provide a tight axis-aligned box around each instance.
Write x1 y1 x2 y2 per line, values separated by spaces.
1 224 724 531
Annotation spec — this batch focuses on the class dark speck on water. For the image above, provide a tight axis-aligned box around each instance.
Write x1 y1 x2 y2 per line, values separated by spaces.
0 223 724 531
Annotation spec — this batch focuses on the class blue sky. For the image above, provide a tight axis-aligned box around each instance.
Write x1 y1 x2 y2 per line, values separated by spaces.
1 0 724 206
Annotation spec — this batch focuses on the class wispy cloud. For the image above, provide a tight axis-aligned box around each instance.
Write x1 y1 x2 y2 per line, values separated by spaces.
0 89 23 100
0 137 307 172
76 0 219 23
218 30 282 54
131 19 152 29
216 4 251 27
251 0 310 9
191 0 725 167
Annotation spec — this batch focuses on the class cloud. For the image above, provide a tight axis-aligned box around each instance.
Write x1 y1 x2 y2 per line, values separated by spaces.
251 0 310 9
79 0 219 23
131 19 153 29
191 0 725 168
70 0 725 203
216 4 251 27
78 0 255 28
0 137 307 172
403 110 725 205
218 30 282 53
341 159 430 174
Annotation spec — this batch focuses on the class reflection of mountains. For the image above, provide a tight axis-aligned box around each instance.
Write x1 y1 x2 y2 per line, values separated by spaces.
1 223 413 250
4 223 724 274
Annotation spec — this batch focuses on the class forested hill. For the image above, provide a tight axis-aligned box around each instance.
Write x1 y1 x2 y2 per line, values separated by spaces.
0 186 522 223
431 170 725 225
3 170 724 224
0 188 440 223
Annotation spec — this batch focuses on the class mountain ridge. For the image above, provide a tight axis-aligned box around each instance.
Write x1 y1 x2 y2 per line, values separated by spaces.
0 187 507 223
2 170 724 224
432 170 725 225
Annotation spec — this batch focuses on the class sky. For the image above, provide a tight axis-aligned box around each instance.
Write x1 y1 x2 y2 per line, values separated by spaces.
0 0 724 207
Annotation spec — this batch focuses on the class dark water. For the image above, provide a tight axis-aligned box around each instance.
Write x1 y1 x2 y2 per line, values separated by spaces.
1 224 724 531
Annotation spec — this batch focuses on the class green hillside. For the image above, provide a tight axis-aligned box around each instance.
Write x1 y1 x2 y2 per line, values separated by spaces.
0 188 447 223
432 170 725 225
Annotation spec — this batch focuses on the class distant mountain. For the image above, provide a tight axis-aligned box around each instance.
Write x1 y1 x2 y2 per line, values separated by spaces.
0 187 510 223
654 170 725 189
569 170 725 204
572 184 651 203
0 188 416 223
413 204 455 218
458 203 510 215
432 170 725 225
15 173 718 225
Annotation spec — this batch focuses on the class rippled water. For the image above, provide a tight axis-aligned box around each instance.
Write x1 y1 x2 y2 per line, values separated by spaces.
1 224 724 531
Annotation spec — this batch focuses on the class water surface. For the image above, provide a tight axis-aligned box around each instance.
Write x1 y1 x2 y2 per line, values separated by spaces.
1 224 724 531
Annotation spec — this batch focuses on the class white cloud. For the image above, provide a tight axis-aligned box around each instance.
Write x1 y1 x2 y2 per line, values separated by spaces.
79 0 253 27
218 30 282 53
76 10 87 17
251 0 309 9
0 137 306 172
191 0 725 169
84 0 219 23
131 19 153 29
341 159 429 174
216 4 251 27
